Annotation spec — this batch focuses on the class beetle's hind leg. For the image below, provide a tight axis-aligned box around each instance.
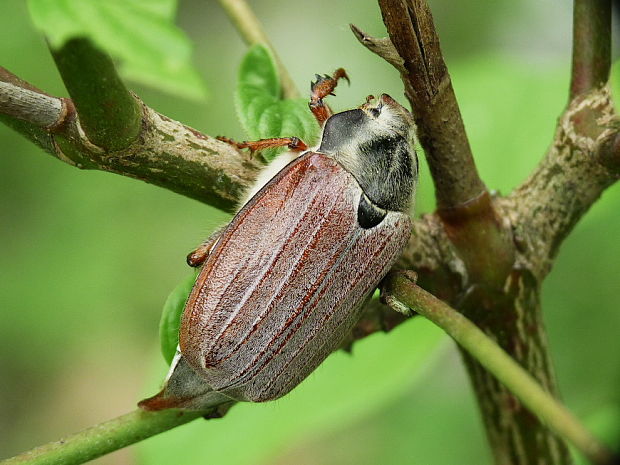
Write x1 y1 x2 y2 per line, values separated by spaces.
309 68 349 127
217 136 308 155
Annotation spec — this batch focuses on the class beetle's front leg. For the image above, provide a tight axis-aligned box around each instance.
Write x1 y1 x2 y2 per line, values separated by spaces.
309 68 349 127
217 136 308 155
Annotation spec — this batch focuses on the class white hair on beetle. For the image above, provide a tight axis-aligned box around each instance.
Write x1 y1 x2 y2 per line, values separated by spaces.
240 150 299 208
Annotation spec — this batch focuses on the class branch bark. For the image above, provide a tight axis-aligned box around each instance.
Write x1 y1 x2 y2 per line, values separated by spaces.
570 0 611 98
0 68 57 154
504 86 619 279
0 67 261 213
0 81 64 128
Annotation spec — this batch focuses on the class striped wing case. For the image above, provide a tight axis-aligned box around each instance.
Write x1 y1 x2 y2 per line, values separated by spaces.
180 152 412 402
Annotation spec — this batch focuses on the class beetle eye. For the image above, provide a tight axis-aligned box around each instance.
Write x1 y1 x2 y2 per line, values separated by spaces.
369 107 381 118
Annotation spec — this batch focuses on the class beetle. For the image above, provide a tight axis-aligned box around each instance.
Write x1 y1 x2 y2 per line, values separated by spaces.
139 70 418 410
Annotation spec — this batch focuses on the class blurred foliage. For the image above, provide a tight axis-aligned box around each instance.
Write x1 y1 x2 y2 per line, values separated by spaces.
0 1 618 465
236 44 319 161
28 0 206 99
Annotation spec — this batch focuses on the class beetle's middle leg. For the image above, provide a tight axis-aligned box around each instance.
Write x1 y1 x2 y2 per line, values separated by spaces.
217 136 308 154
309 68 349 127
187 227 225 267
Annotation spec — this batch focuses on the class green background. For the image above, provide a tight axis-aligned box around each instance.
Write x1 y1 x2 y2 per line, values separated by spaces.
1 1 619 464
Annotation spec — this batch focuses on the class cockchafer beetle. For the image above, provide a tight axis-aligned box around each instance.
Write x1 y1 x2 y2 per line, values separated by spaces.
140 70 418 410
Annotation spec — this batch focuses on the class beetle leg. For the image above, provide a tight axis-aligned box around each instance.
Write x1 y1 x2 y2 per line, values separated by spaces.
309 68 349 127
217 136 308 154
187 227 224 267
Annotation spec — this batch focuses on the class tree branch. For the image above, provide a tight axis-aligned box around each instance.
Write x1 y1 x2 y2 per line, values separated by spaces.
357 1 516 295
0 67 261 213
353 2 619 463
438 1 618 459
50 38 142 151
216 0 300 99
508 73 619 280
376 0 486 210
0 68 57 154
570 0 611 99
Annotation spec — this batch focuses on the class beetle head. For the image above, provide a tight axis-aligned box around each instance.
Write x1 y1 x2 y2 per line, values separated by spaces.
318 94 418 213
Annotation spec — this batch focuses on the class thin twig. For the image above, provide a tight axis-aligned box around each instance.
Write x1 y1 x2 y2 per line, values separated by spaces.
570 0 611 99
381 272 617 465
0 409 206 465
50 38 142 151
349 24 404 72
216 0 300 99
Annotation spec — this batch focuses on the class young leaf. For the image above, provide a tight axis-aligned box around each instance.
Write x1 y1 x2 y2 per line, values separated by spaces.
159 271 199 365
235 44 319 162
27 0 206 100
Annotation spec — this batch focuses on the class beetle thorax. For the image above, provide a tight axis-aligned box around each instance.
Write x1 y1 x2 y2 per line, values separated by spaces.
318 95 418 213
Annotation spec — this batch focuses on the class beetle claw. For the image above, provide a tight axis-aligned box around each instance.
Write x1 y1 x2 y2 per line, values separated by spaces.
310 68 348 99
333 68 350 85
309 68 349 127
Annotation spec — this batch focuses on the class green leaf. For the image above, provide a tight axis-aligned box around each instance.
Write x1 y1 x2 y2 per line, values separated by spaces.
27 0 206 100
159 271 198 365
237 44 280 104
235 44 318 161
